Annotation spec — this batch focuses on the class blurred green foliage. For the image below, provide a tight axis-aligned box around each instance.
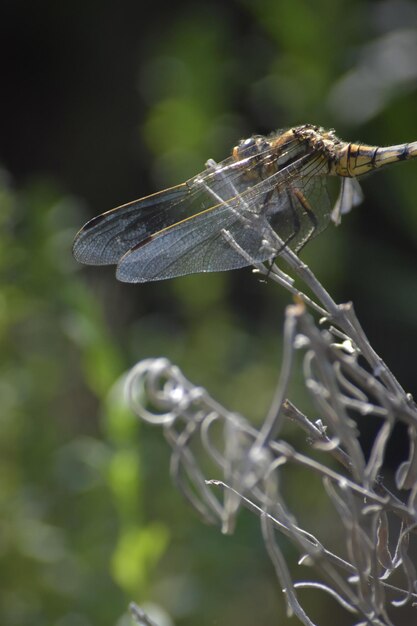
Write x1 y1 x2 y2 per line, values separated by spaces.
1 1 417 625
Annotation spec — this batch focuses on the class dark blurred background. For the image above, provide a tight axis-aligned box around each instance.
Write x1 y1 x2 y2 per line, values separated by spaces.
1 1 417 625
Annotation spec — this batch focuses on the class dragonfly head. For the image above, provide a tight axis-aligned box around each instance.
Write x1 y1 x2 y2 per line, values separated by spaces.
232 135 271 162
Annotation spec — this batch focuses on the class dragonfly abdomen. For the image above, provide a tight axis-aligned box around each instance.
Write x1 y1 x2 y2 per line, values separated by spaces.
334 140 417 178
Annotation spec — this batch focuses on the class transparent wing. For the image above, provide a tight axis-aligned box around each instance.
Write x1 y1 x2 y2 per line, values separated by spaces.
116 201 271 282
116 154 331 282
331 178 364 225
72 185 191 265
72 133 316 267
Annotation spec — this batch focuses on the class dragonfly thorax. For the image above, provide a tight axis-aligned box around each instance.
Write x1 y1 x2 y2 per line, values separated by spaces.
292 125 342 160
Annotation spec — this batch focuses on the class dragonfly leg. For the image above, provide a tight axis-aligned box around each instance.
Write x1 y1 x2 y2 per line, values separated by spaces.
262 185 317 274
290 187 318 252
263 187 302 259
257 188 302 278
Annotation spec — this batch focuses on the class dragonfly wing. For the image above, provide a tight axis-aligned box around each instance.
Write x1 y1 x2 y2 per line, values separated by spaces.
73 143 332 282
72 155 259 266
116 202 274 283
72 185 191 265
116 153 332 283
72 137 311 267
331 178 363 225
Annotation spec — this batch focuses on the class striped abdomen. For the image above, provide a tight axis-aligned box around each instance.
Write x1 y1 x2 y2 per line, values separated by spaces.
334 140 417 177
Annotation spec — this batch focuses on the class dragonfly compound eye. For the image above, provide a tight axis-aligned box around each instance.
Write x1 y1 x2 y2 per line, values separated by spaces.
234 136 268 161
240 137 258 155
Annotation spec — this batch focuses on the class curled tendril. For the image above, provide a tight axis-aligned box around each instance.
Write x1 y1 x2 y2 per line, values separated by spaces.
126 357 206 425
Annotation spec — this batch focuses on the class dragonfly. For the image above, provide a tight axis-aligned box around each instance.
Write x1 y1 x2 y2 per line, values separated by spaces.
73 124 417 282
